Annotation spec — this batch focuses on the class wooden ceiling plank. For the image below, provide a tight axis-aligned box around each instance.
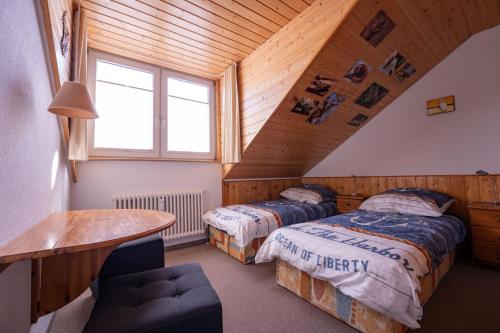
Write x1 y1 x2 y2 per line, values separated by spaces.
163 0 268 43
208 0 284 32
86 15 235 64
184 0 275 38
280 0 309 12
459 0 483 34
256 0 300 21
82 2 243 61
139 0 262 48
87 19 231 68
88 35 223 76
89 41 219 79
113 0 257 53
87 26 226 71
83 0 250 58
233 0 291 26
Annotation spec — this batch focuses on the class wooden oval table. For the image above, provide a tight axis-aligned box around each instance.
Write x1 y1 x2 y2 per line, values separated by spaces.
0 209 175 322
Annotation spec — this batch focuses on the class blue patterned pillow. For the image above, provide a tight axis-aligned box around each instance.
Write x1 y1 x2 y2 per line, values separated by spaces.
359 188 454 216
280 184 336 204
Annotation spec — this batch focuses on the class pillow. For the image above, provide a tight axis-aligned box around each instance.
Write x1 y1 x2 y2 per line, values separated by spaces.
280 184 336 204
359 188 454 217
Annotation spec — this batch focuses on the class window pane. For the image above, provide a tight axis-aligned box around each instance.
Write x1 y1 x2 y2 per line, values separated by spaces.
167 97 210 153
97 60 153 90
168 77 208 103
94 81 154 150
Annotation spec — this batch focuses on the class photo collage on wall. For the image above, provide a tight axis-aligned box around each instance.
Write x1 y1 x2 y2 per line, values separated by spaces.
290 74 345 125
289 10 410 127
378 50 416 82
344 60 372 84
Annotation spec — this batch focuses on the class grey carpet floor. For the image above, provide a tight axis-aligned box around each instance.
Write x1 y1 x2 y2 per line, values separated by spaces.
47 244 500 333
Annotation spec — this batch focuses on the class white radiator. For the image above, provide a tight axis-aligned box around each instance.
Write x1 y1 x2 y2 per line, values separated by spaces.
112 190 205 242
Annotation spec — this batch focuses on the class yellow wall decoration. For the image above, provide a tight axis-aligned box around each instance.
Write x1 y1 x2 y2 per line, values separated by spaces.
427 95 455 116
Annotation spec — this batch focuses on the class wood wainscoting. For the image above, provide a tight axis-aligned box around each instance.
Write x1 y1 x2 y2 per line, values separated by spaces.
304 175 500 232
222 174 500 243
222 178 302 205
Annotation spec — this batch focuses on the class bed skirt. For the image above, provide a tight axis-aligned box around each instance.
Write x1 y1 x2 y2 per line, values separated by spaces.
208 226 267 264
276 251 455 333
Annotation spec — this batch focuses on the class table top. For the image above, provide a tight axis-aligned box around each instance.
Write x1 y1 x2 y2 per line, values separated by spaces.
0 209 176 264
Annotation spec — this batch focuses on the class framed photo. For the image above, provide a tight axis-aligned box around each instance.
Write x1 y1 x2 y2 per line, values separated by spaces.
379 51 406 76
344 60 372 84
360 10 395 47
354 82 389 109
290 97 319 116
427 95 455 116
305 75 336 96
348 113 369 127
307 92 345 125
394 63 416 82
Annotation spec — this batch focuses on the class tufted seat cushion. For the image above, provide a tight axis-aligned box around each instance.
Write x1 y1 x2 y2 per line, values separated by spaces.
83 263 222 333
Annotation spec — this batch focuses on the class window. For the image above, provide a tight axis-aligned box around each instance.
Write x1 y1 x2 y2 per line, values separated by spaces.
88 50 215 160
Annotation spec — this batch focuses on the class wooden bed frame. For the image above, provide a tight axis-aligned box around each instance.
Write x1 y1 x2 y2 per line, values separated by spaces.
275 252 456 333
208 226 267 264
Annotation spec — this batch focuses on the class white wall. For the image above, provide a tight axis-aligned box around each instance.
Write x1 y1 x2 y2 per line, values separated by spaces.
0 1 70 332
307 25 500 177
71 161 222 211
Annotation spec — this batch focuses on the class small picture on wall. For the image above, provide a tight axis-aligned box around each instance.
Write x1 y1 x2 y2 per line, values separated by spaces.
379 51 406 76
394 63 416 82
344 60 372 84
307 92 345 125
427 95 455 116
348 113 369 127
290 97 319 116
305 75 336 96
360 10 395 47
354 82 389 109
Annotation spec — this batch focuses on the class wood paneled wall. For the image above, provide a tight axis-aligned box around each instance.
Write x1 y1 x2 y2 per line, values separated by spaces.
226 0 500 179
304 175 500 225
222 174 500 228
222 178 301 205
237 0 357 152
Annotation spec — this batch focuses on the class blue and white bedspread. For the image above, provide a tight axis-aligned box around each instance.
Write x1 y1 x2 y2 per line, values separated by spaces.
255 210 466 329
202 199 337 247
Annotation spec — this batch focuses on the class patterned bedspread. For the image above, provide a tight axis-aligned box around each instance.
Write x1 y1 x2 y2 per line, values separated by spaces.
255 210 465 328
202 199 337 247
319 210 466 268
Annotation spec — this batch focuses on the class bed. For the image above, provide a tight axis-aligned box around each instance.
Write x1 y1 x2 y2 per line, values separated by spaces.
204 198 337 263
256 206 466 332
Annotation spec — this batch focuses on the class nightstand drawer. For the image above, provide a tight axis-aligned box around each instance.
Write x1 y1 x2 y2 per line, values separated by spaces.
473 245 500 264
469 209 500 228
337 199 362 213
472 226 500 248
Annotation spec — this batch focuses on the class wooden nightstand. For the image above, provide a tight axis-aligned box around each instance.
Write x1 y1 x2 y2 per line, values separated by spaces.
336 194 369 214
468 202 500 268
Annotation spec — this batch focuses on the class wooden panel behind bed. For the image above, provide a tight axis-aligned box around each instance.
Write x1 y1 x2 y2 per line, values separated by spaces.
303 175 500 228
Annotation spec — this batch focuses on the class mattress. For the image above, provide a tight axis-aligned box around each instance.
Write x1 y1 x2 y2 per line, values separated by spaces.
256 210 466 328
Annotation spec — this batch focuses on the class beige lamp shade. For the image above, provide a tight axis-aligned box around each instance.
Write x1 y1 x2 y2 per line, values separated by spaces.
48 81 98 119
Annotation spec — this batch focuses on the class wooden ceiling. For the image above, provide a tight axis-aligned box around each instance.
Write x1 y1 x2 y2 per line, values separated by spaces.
224 0 500 179
83 0 315 79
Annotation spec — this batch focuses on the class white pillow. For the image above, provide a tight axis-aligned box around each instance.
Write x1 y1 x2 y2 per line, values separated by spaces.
280 187 323 204
359 188 454 217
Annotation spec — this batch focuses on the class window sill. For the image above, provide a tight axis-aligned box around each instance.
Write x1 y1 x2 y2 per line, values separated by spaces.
88 156 221 164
